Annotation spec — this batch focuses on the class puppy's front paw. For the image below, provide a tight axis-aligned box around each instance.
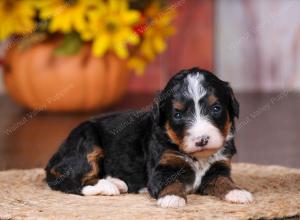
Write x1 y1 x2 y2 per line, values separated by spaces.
157 195 186 208
106 177 128 193
82 179 120 196
225 189 253 204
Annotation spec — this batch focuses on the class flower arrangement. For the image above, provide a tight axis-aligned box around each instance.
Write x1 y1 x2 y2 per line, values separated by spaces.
0 0 176 74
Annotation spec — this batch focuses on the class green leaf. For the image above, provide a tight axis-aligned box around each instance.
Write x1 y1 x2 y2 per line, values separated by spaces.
18 33 47 51
54 32 83 56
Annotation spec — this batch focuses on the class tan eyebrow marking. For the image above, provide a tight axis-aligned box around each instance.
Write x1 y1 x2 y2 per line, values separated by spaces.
208 95 218 105
172 100 185 110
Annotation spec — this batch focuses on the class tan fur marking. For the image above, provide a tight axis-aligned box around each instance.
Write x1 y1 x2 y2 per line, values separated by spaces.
208 95 218 105
202 161 238 199
172 100 185 110
159 181 187 201
50 168 63 178
191 148 220 159
165 122 182 147
165 122 192 153
82 145 104 185
222 112 232 137
160 150 187 167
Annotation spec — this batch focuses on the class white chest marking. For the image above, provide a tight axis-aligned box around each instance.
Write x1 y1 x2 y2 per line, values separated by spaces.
185 150 228 193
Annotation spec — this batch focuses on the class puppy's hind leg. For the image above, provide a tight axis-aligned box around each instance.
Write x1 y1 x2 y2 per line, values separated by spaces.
46 121 128 196
46 122 104 195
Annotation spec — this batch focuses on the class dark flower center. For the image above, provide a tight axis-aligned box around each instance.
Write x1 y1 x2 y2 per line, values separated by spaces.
106 22 117 32
64 0 78 6
3 0 15 10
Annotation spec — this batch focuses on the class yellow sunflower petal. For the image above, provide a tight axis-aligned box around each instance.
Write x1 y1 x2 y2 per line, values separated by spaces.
113 41 128 59
153 36 166 53
108 0 122 12
121 11 141 25
37 0 98 35
123 29 140 45
0 0 36 40
74 13 87 32
128 57 147 75
141 40 156 60
92 35 110 57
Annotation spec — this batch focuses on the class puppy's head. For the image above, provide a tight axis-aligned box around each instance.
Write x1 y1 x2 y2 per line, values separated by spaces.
154 68 239 158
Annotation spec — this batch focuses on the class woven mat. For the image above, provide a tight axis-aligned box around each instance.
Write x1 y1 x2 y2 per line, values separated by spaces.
0 163 300 220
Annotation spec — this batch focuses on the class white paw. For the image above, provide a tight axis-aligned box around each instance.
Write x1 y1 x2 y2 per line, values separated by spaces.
82 179 120 196
157 195 186 208
225 189 253 204
138 187 148 194
106 176 128 193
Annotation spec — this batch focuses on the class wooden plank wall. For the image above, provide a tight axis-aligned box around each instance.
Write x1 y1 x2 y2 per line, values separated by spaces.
215 0 300 92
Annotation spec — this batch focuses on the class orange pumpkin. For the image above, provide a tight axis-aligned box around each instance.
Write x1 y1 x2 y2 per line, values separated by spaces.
2 39 131 112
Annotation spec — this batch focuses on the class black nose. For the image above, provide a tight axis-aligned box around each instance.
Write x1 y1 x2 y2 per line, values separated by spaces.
195 136 210 147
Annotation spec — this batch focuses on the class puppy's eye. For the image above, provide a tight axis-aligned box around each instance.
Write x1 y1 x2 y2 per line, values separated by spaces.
211 105 222 116
173 112 183 120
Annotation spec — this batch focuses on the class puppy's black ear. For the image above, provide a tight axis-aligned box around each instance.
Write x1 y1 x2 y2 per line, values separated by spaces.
152 91 166 126
226 84 239 119
152 89 172 126
152 92 163 126
151 71 184 125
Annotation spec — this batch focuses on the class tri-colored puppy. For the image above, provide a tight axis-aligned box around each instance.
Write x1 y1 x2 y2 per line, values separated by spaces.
46 67 253 208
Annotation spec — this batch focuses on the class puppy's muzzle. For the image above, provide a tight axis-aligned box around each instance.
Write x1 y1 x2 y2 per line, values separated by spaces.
195 135 210 147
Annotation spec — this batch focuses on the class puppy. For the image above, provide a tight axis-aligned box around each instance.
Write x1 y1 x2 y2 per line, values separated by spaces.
46 67 253 208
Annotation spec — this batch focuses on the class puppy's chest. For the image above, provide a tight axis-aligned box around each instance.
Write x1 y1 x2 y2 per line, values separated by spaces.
184 152 228 193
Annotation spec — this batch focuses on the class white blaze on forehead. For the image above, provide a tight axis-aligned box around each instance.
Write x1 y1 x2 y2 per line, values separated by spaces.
184 73 224 152
186 73 206 112
186 73 206 125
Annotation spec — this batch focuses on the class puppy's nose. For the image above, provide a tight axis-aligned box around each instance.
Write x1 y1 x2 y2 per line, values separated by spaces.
195 136 210 147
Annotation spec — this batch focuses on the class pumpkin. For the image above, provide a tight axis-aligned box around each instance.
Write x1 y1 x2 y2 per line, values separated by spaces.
2 39 131 112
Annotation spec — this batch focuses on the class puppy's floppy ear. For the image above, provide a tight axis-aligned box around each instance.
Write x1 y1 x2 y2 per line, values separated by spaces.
151 70 184 125
152 92 163 125
226 84 239 119
152 91 168 126
152 87 173 126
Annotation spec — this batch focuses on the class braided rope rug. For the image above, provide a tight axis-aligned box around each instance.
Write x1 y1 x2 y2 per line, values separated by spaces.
0 163 299 220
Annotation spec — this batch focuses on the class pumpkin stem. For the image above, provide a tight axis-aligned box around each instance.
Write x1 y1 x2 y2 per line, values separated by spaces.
81 46 91 67
0 57 11 74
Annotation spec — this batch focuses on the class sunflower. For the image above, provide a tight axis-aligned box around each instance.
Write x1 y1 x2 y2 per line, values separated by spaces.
83 0 141 58
129 2 175 74
140 2 175 60
37 0 98 34
0 0 36 41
